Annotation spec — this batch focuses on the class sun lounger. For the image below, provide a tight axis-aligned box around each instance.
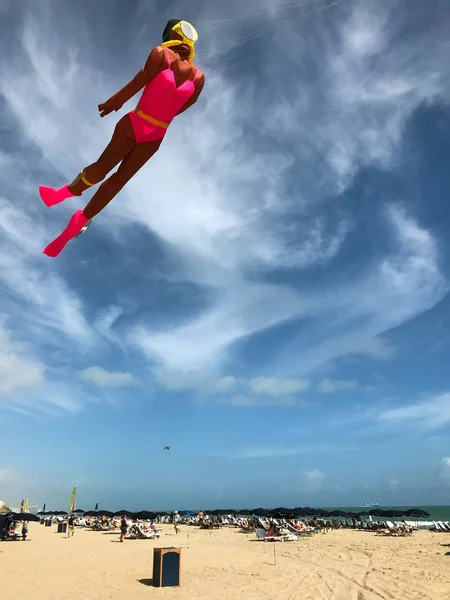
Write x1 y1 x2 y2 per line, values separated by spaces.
133 524 161 540
255 528 283 542
255 528 298 542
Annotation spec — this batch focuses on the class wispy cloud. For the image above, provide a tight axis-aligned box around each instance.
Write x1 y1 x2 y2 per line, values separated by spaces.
0 322 45 398
80 367 134 388
317 379 360 394
439 457 450 484
379 393 450 429
203 443 355 460
301 469 325 492
249 377 310 396
0 467 22 484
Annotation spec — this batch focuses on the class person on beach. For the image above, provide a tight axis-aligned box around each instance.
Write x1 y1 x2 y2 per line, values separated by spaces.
173 511 180 535
21 521 28 541
68 514 75 538
120 515 128 542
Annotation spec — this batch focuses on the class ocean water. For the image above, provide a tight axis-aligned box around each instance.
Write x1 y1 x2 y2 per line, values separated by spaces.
327 506 450 522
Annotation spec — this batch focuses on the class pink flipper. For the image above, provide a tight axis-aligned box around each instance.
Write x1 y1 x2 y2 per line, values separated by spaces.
39 184 74 207
43 210 89 257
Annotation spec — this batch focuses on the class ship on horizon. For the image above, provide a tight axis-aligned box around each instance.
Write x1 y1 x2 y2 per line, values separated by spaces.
362 502 380 508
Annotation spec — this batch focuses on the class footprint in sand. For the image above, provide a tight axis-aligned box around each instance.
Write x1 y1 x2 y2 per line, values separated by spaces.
357 593 366 600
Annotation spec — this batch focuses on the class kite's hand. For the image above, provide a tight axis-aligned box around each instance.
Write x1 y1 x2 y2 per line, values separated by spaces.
98 99 122 118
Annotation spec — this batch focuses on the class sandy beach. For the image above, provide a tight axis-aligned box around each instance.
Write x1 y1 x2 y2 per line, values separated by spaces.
1 523 450 600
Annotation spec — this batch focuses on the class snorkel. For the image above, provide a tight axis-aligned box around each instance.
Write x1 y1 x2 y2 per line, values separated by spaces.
161 19 198 62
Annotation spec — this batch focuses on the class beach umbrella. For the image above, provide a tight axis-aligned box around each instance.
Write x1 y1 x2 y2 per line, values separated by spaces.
11 512 40 522
386 509 406 518
252 508 268 517
83 511 97 517
269 507 291 516
73 509 85 514
134 511 157 520
113 510 133 517
238 509 251 515
330 510 348 518
97 510 113 517
405 509 430 518
272 512 296 520
292 507 308 517
182 510 195 516
311 509 331 517
307 507 327 516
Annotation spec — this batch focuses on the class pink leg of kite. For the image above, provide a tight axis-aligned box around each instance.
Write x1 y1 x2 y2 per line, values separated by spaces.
42 210 89 257
39 184 74 207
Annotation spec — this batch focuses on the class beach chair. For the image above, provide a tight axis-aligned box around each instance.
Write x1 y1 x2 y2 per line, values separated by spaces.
134 524 161 540
255 528 283 542
286 523 313 537
279 528 299 541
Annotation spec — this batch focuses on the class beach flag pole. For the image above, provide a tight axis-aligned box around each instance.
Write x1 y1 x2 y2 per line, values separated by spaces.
273 546 277 566
187 532 190 549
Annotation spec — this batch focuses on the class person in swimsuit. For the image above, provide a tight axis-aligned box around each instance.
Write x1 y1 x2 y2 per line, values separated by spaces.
40 19 205 257
68 514 75 537
120 515 128 542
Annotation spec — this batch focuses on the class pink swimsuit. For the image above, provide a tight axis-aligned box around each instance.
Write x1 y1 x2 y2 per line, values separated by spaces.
128 48 199 143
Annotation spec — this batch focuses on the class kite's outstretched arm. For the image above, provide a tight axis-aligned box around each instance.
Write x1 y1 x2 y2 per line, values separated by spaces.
98 46 165 117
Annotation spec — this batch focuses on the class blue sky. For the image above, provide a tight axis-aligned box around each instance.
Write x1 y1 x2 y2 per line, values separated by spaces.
1 0 450 512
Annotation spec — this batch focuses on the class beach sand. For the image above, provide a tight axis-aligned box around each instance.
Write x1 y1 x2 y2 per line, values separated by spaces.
1 523 450 600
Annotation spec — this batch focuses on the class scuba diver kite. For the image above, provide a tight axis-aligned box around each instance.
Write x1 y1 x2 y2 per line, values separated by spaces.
39 20 205 257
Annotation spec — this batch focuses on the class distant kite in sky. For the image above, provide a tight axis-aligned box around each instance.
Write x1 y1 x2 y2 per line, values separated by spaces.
39 20 204 257
164 445 171 453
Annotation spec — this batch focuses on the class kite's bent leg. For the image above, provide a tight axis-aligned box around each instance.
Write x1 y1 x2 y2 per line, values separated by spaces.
69 115 137 196
39 115 136 207
42 137 162 257
82 138 163 220
42 210 89 257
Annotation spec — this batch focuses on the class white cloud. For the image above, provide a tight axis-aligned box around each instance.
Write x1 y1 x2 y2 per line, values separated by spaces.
227 394 300 408
379 393 450 429
439 458 450 483
204 443 355 460
249 377 310 396
132 282 307 373
0 199 93 347
80 367 134 388
301 469 325 492
0 467 20 484
317 379 359 393
160 372 238 393
272 206 448 377
0 323 45 397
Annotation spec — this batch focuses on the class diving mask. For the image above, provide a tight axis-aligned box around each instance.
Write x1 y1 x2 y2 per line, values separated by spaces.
162 20 198 62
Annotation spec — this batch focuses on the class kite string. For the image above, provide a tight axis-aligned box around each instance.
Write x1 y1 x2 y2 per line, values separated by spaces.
201 0 328 25
199 0 330 35
198 0 344 64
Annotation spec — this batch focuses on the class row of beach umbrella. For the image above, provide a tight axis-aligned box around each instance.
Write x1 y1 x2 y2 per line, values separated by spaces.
34 507 431 519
